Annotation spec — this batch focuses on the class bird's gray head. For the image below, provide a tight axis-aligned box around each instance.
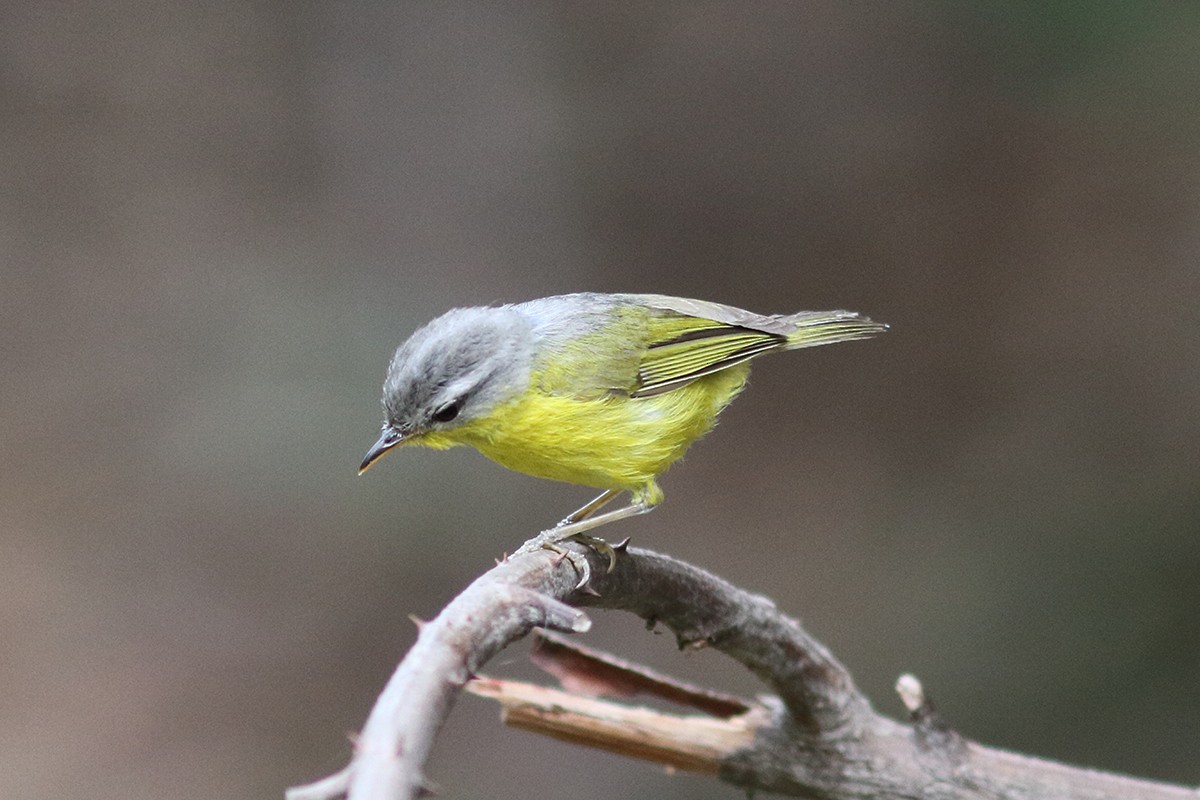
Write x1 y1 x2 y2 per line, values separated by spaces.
360 306 534 473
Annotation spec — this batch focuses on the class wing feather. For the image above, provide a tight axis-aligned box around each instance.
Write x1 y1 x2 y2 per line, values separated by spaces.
632 316 786 398
517 293 882 400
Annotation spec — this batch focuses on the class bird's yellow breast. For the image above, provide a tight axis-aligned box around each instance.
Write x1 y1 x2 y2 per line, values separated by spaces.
420 364 750 502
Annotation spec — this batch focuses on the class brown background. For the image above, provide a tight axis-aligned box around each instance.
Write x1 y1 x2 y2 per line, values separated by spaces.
3 4 1198 799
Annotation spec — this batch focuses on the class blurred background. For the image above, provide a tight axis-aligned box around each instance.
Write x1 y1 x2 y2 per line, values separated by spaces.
3 3 1199 798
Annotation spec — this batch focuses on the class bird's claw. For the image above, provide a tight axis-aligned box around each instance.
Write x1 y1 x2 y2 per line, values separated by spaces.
539 537 593 590
563 533 621 573
538 528 627 588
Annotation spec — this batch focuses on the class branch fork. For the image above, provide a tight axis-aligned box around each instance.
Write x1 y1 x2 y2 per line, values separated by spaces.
290 538 1197 800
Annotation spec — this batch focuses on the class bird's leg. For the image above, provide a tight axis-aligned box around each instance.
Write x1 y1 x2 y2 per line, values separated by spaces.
535 490 622 589
551 500 653 539
547 498 656 572
559 489 621 525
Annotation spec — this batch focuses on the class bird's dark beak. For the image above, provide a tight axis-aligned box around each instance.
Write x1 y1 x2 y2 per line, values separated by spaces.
359 426 407 475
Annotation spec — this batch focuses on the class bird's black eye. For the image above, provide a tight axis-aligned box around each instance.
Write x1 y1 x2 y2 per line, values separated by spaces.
431 399 463 423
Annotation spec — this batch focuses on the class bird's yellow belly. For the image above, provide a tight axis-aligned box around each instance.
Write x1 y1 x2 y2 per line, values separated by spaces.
449 365 749 498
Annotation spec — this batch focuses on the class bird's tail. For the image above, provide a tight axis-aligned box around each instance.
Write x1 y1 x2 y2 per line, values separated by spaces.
780 310 889 350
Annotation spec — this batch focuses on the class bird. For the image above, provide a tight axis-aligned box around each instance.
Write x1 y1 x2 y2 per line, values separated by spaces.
359 292 886 560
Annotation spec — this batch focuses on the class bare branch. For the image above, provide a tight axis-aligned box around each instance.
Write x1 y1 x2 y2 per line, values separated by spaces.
466 675 765 773
290 540 1199 800
288 546 591 800
564 544 866 733
529 630 750 717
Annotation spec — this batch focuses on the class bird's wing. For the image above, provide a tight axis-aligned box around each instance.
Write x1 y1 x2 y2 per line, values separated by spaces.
631 306 787 398
522 293 874 400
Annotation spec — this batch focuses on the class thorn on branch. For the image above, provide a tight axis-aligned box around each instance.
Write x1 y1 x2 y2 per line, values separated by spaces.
895 673 927 715
577 582 602 597
895 673 967 758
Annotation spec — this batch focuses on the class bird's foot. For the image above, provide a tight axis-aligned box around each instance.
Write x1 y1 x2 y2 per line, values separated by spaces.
555 532 627 574
537 535 592 590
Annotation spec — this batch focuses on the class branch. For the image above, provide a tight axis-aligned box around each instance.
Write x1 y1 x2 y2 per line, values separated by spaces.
289 540 1197 800
466 674 764 774
288 546 591 800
